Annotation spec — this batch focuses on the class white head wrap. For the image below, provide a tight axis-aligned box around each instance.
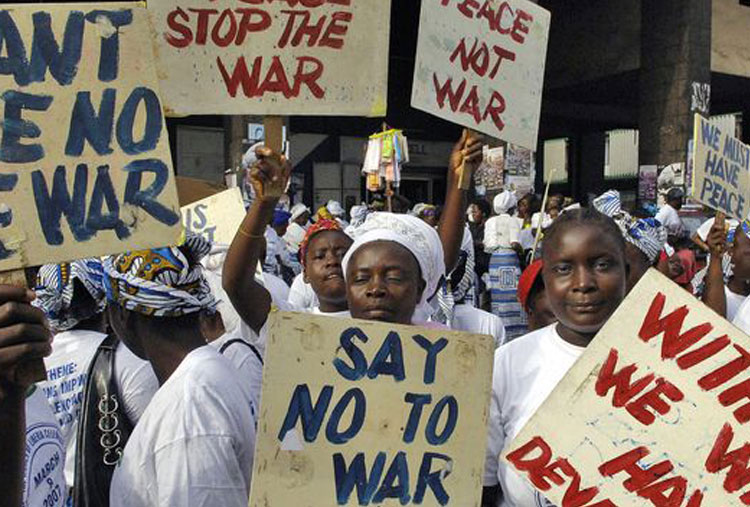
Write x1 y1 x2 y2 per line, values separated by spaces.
342 212 445 308
241 142 265 170
327 200 345 217
289 203 310 222
493 190 517 215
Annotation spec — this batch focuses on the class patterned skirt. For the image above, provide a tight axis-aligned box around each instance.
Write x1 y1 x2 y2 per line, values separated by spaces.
488 248 527 341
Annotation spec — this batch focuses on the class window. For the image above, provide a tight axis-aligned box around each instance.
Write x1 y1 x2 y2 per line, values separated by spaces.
604 129 639 179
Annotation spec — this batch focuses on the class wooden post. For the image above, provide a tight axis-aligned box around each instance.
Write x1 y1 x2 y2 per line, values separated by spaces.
457 129 479 190
264 116 284 153
530 168 557 261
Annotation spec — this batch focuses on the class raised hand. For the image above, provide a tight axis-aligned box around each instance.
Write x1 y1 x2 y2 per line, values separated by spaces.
249 146 292 202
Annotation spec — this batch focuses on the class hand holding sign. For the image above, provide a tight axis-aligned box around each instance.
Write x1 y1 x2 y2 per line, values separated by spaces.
249 147 292 203
706 212 727 257
449 129 483 190
0 286 51 398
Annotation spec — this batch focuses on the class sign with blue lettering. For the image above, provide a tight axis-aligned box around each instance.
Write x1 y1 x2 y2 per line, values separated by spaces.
692 114 750 220
0 4 181 270
181 187 245 245
249 312 494 506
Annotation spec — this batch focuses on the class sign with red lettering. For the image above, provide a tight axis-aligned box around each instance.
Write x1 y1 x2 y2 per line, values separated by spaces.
411 0 550 150
502 269 750 506
148 0 391 116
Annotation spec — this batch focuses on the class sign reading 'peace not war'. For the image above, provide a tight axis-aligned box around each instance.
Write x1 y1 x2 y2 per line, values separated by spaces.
250 312 494 506
149 0 392 116
0 4 181 270
691 114 750 220
504 269 750 506
411 0 550 150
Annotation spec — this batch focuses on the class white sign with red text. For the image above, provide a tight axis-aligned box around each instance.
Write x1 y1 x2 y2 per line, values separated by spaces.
502 269 750 506
148 0 391 116
411 0 550 149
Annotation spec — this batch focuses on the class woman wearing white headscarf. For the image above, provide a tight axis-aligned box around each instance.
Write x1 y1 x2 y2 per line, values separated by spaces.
283 202 310 255
484 190 527 339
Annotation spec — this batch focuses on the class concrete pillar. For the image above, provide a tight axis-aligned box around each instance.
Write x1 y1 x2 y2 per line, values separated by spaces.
639 0 712 167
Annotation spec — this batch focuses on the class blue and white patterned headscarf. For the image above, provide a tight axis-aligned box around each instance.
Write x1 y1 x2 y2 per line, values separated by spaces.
593 190 667 263
103 233 217 317
34 258 106 332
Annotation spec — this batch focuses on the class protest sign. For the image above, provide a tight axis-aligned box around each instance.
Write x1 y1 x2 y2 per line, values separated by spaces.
250 312 494 506
411 0 550 150
148 0 391 116
691 114 750 220
0 4 181 271
181 187 245 245
503 269 750 506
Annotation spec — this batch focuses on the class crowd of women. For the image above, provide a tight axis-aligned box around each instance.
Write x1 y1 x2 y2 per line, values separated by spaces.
1 130 749 507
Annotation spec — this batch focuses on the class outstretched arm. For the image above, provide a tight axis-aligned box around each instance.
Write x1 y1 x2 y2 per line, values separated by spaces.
223 147 291 333
702 215 728 317
438 130 483 273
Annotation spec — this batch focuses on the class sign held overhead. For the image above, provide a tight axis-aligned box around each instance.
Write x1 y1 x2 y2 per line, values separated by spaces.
411 0 550 150
0 3 181 271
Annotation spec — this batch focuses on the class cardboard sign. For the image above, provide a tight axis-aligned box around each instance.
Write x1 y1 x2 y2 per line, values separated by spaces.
691 114 750 220
250 312 494 506
181 187 245 245
411 0 550 150
148 0 391 116
0 4 181 270
503 269 750 506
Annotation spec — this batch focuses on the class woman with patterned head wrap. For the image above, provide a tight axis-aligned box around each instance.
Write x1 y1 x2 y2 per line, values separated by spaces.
105 234 258 507
33 259 158 500
484 190 527 340
593 190 668 292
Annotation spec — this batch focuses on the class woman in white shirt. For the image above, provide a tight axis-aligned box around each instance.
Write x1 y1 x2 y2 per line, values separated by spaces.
484 190 526 340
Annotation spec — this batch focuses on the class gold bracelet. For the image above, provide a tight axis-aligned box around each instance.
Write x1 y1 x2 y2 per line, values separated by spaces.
238 227 264 239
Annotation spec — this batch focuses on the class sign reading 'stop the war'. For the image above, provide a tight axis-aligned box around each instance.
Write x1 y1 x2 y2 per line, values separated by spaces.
149 0 392 116
250 312 494 506
411 0 550 150
503 269 750 506
0 4 181 271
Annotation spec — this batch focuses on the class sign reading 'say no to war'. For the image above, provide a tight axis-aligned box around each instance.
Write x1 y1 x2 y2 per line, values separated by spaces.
149 0 392 116
411 0 550 150
250 312 494 506
0 4 181 270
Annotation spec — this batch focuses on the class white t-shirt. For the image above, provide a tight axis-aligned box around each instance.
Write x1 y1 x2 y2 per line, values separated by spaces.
25 386 67 507
110 346 256 507
484 324 585 507
484 214 521 252
732 294 750 334
40 330 158 487
726 287 747 322
288 273 318 310
263 272 290 303
655 204 683 236
452 304 506 348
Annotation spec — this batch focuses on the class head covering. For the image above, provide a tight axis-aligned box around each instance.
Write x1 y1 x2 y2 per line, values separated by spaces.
241 142 265 170
493 190 517 215
326 200 345 217
348 204 369 229
342 212 445 308
517 259 544 313
666 187 684 202
103 233 217 317
272 209 292 227
315 206 334 222
33 258 106 331
289 203 310 222
299 219 344 267
592 190 667 263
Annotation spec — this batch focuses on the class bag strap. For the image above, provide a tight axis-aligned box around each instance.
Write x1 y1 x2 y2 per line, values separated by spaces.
219 338 263 365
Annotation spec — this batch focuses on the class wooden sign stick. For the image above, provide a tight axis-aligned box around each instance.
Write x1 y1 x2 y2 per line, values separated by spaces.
530 168 557 261
264 116 284 153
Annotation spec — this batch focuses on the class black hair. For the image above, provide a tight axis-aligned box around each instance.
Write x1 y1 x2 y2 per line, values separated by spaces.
542 207 626 261
526 275 545 312
472 199 491 218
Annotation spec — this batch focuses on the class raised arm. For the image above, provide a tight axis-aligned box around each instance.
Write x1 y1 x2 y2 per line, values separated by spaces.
0 285 52 507
223 147 291 333
439 130 483 273
701 215 728 317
